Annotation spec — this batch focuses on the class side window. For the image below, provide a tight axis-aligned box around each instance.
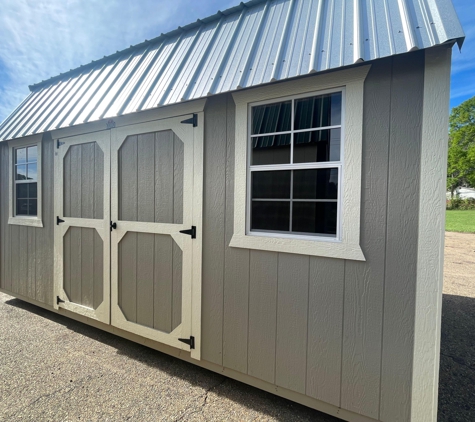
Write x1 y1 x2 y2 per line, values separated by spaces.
8 136 43 227
248 92 342 239
14 145 38 216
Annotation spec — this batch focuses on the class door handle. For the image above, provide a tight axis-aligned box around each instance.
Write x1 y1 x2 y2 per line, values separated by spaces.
110 221 117 231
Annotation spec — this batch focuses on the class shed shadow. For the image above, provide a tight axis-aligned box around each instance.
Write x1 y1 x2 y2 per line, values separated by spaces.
5 297 339 422
438 293 475 421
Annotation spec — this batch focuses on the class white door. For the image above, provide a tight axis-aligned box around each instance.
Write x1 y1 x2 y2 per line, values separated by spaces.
110 115 203 359
53 131 111 323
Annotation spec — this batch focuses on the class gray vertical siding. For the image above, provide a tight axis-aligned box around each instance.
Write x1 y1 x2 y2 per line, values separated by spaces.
64 227 103 308
0 50 428 421
201 51 425 420
0 134 54 305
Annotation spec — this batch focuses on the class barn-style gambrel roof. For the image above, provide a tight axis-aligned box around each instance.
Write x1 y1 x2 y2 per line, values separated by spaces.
0 0 464 141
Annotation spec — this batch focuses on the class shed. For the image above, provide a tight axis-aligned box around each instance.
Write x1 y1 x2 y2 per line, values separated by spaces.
0 1 465 420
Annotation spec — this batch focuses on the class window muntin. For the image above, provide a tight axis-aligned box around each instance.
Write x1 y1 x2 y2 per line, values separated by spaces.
248 91 343 239
14 145 38 216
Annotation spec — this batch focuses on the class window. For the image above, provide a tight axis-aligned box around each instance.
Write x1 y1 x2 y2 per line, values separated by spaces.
230 66 370 260
249 92 342 238
8 134 43 227
14 145 38 216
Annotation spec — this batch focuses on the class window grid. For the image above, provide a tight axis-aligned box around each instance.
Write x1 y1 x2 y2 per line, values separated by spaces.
14 146 38 216
248 90 343 239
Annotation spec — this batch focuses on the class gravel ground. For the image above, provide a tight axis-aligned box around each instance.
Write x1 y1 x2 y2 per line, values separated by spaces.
438 232 475 422
0 232 473 421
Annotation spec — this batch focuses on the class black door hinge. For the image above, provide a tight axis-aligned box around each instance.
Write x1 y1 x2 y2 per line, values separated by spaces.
57 296 65 305
178 336 195 349
179 226 196 239
180 113 197 127
110 221 117 231
57 140 65 149
56 216 65 225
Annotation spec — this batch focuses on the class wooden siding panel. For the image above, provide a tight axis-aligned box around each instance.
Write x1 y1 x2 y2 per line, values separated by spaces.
69 145 82 218
380 52 424 422
153 234 173 332
69 227 82 304
81 142 95 219
10 225 20 295
94 143 104 220
223 95 250 373
0 144 11 291
201 94 227 365
119 135 138 222
137 133 155 222
80 227 94 308
154 131 174 224
18 226 28 297
27 227 36 298
93 229 104 309
136 232 155 328
119 232 137 322
306 257 344 406
39 135 55 305
248 250 278 384
341 59 392 418
41 134 55 306
276 253 309 395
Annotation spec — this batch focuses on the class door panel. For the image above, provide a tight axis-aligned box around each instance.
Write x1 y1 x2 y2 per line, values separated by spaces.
117 232 182 333
111 116 202 359
117 130 184 224
63 227 104 309
54 132 110 323
64 142 104 219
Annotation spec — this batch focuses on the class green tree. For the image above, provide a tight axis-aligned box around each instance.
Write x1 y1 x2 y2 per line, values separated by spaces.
447 96 475 198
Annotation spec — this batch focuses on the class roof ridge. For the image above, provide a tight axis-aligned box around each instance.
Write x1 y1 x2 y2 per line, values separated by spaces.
29 0 266 91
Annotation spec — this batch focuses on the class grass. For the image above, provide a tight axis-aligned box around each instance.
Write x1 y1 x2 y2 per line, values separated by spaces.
446 210 475 233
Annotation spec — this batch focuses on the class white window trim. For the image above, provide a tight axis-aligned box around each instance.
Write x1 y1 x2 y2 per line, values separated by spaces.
230 65 370 261
8 134 43 227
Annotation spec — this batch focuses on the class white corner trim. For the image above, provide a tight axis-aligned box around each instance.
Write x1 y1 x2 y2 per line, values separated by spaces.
8 133 43 227
231 66 370 261
411 47 452 422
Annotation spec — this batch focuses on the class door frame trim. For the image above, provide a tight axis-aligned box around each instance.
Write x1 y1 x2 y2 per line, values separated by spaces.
110 112 204 360
53 130 111 324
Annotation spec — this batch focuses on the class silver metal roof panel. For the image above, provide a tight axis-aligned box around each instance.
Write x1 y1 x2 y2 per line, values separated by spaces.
0 0 465 141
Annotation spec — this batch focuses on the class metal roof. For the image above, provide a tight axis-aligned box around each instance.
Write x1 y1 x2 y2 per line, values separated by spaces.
0 0 465 141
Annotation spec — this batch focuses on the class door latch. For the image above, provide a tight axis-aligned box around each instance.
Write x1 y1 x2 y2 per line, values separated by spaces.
179 226 196 239
110 221 117 231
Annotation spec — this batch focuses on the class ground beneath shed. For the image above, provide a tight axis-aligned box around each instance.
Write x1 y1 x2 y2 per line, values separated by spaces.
0 232 474 421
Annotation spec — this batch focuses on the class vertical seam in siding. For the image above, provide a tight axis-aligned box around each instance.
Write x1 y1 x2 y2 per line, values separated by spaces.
135 139 138 323
222 96 228 366
304 256 310 394
274 252 279 385
247 249 251 374
378 57 393 420
339 260 346 407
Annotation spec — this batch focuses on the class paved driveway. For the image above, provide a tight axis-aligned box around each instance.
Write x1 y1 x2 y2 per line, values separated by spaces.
0 232 474 421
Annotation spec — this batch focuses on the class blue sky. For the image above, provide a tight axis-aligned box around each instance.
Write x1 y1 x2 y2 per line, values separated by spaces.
0 0 472 124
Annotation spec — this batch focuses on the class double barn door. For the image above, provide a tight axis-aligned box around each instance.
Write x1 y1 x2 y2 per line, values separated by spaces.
53 115 203 359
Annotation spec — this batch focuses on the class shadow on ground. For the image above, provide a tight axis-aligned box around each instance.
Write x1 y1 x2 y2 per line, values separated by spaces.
438 294 475 421
7 292 474 421
6 297 339 422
